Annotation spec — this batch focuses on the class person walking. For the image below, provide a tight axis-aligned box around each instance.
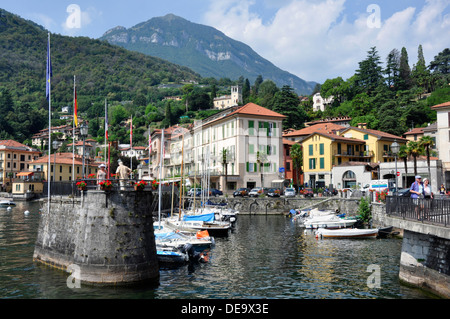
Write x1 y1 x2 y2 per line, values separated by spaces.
422 178 433 220
410 175 424 220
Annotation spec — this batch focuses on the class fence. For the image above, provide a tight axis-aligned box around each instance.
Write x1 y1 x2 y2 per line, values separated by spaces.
385 196 450 227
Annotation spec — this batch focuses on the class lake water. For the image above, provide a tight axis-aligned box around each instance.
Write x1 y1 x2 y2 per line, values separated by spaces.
0 200 432 300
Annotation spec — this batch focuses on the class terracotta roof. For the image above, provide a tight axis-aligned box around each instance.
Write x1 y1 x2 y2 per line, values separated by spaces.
228 103 286 118
342 127 408 142
31 153 97 166
431 101 450 109
313 132 366 144
283 123 346 137
282 138 297 146
0 140 39 152
403 127 424 135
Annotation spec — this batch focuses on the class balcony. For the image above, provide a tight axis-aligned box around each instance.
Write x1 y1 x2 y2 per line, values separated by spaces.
334 150 373 158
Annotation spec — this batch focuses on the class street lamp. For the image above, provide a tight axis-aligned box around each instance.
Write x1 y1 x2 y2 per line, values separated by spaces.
80 123 89 178
391 140 400 195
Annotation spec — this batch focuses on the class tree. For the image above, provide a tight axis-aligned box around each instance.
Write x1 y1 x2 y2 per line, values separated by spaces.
290 143 303 187
385 49 400 89
412 45 431 94
406 141 423 177
272 86 307 130
418 136 435 181
398 145 409 188
429 48 450 75
243 78 251 104
355 47 383 94
398 47 412 90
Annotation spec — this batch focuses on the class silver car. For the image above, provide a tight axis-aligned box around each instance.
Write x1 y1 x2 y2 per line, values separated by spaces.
284 188 296 197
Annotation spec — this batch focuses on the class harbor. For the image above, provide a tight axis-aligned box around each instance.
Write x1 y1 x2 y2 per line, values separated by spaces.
0 199 435 299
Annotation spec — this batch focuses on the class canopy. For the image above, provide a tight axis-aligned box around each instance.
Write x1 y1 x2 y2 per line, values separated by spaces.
16 172 34 177
183 213 215 222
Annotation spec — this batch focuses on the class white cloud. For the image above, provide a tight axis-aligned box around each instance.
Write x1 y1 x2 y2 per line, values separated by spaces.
203 0 450 84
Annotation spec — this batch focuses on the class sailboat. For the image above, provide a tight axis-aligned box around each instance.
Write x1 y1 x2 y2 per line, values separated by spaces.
154 128 212 266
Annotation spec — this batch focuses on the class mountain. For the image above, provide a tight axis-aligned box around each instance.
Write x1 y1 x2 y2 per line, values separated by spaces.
0 9 200 110
100 14 317 95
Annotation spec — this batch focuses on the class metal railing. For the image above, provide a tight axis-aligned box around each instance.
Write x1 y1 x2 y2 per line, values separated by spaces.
385 196 450 227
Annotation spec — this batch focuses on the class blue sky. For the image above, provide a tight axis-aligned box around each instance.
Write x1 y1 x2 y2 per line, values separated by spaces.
2 0 449 83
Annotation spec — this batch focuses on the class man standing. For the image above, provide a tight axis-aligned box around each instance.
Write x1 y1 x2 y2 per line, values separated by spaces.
410 175 424 219
116 159 131 190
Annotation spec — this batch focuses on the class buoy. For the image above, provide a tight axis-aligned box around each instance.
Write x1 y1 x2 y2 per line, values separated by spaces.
24 210 30 215
6 207 12 211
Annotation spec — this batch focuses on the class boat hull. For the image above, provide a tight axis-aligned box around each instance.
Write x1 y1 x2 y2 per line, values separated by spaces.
316 228 379 239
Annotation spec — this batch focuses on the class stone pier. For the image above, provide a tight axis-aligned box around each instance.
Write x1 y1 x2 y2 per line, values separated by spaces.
33 190 160 286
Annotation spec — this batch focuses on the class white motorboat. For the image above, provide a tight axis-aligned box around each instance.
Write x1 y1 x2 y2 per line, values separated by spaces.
165 212 231 237
316 228 379 239
304 216 358 229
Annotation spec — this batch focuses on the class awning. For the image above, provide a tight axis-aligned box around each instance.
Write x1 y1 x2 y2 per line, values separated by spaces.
271 179 285 183
16 172 34 177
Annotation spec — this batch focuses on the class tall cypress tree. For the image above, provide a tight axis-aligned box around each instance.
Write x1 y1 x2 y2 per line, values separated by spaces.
355 47 383 95
399 47 412 90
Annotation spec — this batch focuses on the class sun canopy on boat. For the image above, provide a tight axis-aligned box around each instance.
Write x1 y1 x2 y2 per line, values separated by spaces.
183 213 215 222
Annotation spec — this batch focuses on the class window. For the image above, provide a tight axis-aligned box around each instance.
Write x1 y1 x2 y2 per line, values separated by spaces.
364 134 369 140
286 162 291 171
249 121 254 135
320 158 325 169
319 143 324 155
309 145 314 156
249 144 254 154
309 158 316 170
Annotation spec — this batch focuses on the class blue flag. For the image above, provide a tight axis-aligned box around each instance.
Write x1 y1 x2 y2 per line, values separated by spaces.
46 34 52 100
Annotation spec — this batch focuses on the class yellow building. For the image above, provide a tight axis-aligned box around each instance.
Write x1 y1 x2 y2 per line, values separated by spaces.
302 132 366 188
0 140 41 192
340 124 408 163
301 124 408 189
29 152 99 181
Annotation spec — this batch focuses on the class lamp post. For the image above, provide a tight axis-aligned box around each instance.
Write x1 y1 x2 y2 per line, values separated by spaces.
80 123 89 179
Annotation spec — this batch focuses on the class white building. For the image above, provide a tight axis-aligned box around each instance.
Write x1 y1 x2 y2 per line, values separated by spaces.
312 92 334 112
213 86 243 110
431 101 450 189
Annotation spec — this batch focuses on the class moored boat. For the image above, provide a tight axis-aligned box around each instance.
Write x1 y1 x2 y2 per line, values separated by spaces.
316 228 379 239
0 200 16 207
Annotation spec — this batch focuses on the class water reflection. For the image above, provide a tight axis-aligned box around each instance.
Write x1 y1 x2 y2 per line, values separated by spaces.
0 204 431 299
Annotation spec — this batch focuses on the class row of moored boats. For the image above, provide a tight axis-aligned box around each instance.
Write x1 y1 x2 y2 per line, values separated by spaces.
290 208 394 239
153 204 238 268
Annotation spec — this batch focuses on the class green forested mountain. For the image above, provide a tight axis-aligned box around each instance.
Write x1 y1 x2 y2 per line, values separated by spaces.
0 8 200 141
100 14 317 95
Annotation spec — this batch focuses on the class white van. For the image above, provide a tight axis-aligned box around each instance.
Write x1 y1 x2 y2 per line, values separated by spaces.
368 179 389 191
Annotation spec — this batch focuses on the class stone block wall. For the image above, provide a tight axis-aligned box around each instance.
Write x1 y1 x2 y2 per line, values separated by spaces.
33 190 160 286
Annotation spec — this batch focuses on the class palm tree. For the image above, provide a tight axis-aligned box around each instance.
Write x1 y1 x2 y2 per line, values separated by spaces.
418 136 435 181
406 141 423 177
290 143 303 187
398 145 408 188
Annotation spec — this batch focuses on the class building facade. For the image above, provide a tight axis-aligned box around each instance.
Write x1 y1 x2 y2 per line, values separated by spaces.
432 101 450 189
213 86 243 110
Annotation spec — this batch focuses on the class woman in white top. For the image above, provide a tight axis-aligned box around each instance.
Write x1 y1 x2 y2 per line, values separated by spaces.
422 178 433 220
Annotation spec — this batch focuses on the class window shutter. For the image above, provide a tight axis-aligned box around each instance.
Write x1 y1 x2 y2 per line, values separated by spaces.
246 162 249 172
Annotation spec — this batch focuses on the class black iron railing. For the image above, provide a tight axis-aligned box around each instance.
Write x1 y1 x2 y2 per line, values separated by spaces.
385 196 450 227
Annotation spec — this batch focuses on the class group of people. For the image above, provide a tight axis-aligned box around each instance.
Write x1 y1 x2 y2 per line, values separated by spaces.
410 175 446 220
96 159 132 190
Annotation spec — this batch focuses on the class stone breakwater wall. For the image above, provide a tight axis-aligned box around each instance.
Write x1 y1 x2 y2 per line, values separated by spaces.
33 191 160 286
221 197 363 215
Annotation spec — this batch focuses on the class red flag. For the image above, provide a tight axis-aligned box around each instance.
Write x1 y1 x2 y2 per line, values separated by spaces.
74 89 78 127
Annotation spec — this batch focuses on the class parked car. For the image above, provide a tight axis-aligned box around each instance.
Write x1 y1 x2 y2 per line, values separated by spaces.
209 188 223 197
249 187 269 197
396 188 410 197
284 188 296 197
267 188 281 197
303 188 314 198
233 188 249 197
187 188 201 197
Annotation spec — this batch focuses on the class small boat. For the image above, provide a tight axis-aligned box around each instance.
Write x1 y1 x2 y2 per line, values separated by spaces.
156 243 206 268
0 200 16 207
166 212 231 237
377 226 393 238
316 228 379 239
304 216 358 229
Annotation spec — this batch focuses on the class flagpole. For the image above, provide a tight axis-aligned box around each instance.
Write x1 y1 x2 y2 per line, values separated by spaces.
158 128 164 229
130 116 133 174
104 98 107 175
72 75 76 182
47 32 52 215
